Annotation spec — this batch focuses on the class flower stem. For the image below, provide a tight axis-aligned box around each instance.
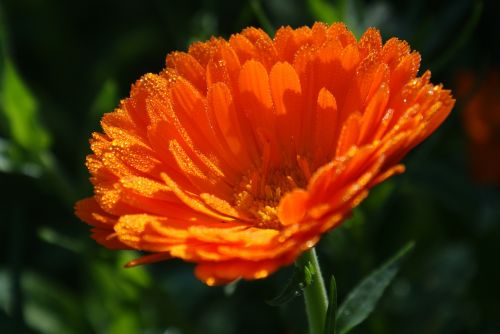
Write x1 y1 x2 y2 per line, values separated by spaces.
298 247 328 334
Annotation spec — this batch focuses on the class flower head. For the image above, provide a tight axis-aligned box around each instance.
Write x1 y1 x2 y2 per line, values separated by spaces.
76 23 454 285
458 69 500 185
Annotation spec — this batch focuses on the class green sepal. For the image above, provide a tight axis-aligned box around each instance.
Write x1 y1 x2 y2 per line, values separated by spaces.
267 261 315 306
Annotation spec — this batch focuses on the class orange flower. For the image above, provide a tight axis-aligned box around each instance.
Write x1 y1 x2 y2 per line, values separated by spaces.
75 23 454 285
459 69 500 185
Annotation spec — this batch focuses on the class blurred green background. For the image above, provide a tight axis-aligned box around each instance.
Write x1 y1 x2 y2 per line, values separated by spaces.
1 0 499 333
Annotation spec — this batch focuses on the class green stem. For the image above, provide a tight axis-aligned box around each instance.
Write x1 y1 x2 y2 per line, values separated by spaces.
298 247 328 334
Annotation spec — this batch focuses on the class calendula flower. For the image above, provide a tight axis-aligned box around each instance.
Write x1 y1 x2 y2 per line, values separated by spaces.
458 69 500 185
76 23 454 285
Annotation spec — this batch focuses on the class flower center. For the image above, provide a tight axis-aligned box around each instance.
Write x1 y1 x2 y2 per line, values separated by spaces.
233 156 311 229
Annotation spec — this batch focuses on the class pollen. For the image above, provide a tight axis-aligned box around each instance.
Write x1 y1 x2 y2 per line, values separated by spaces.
234 162 308 229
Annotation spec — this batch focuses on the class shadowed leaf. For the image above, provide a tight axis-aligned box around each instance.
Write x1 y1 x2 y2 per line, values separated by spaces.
323 275 338 334
308 0 345 23
336 241 415 334
0 59 50 153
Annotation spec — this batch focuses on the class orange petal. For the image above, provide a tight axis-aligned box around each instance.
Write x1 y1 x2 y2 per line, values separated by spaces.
269 61 303 154
278 189 309 226
207 82 254 168
313 87 339 165
336 112 362 157
166 51 206 93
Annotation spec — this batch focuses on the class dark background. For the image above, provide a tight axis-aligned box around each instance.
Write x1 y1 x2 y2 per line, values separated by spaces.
1 0 499 333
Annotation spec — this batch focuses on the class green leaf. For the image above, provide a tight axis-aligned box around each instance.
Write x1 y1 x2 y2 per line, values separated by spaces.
0 59 50 153
37 227 84 253
250 0 275 36
0 270 88 334
336 241 415 334
429 0 483 72
323 275 338 334
84 252 152 332
89 78 118 121
267 261 314 306
308 0 346 23
107 310 141 334
0 138 40 176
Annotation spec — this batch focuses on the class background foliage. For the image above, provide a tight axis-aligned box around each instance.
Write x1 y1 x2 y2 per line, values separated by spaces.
1 0 499 333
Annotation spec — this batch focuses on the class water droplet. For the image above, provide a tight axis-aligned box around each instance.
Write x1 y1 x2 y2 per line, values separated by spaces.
305 240 315 248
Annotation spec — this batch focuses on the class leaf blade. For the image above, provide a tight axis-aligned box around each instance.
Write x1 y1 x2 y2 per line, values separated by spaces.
323 275 338 334
0 59 50 153
336 241 415 334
